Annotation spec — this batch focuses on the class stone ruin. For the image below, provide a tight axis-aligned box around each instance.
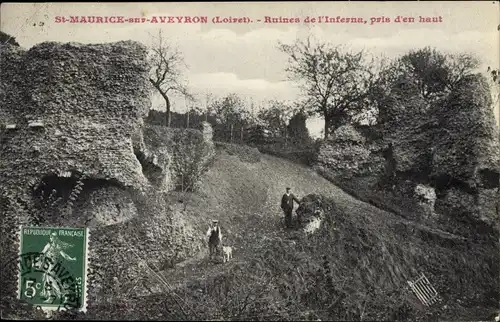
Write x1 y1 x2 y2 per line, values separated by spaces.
0 41 154 226
0 40 215 312
314 74 500 234
296 194 327 234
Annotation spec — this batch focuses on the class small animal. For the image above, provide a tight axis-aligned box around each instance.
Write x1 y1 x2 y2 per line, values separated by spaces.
222 246 233 263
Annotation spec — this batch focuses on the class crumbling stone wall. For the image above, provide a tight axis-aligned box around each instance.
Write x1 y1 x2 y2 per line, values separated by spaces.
0 40 217 316
0 41 156 233
0 41 157 315
142 122 216 192
431 75 500 227
315 124 385 183
1 41 152 193
314 74 500 236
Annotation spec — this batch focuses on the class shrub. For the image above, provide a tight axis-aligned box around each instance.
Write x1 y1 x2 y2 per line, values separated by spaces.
215 142 261 163
143 125 216 192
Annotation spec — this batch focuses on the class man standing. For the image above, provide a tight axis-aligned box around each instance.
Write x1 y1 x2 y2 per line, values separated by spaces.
281 187 300 228
206 219 222 260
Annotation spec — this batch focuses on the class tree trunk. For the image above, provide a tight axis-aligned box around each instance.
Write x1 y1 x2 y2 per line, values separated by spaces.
230 124 233 143
150 80 171 127
324 118 330 140
186 109 190 128
166 98 171 127
324 112 346 139
323 104 331 139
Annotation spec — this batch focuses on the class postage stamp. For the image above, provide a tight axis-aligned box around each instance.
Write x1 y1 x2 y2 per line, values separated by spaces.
17 226 90 312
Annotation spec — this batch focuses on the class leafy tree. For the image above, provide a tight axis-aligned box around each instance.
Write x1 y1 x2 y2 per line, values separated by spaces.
369 48 482 125
392 47 480 100
210 93 253 142
279 36 378 139
257 100 294 137
149 30 193 127
211 93 248 126
287 111 311 145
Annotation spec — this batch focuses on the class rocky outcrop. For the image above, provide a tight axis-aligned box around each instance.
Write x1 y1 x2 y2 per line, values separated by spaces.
414 184 437 217
314 74 500 235
0 40 216 317
0 41 158 315
431 76 499 187
133 124 173 191
315 124 385 181
431 75 500 226
0 42 152 193
296 194 327 234
0 40 156 232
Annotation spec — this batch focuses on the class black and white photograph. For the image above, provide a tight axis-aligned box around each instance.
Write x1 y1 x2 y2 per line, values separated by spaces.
1 2 499 321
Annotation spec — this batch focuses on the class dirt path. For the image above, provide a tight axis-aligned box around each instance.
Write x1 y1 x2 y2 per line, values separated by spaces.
142 185 296 295
138 150 468 298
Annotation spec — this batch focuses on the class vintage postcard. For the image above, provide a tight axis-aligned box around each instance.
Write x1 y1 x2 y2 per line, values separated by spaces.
1 1 499 321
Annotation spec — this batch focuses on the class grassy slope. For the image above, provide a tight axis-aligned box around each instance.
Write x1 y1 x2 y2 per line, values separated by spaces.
85 144 498 321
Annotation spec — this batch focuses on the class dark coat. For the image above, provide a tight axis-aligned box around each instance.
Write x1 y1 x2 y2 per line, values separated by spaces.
208 226 221 245
281 193 300 211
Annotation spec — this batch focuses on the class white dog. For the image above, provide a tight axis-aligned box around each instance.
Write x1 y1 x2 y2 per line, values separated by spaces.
222 246 233 263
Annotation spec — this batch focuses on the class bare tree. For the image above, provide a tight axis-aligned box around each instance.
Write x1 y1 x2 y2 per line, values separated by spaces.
279 36 377 139
149 29 193 126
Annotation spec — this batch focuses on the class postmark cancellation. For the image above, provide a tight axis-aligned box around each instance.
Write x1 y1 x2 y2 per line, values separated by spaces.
16 226 90 313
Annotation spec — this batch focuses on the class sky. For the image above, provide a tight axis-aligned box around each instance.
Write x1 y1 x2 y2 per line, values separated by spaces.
1 2 499 137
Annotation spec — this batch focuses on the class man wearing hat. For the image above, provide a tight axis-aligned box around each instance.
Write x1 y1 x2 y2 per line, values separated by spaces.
281 187 300 228
206 219 223 260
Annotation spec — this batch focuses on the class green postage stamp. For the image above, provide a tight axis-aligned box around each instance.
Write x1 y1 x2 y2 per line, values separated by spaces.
17 226 90 312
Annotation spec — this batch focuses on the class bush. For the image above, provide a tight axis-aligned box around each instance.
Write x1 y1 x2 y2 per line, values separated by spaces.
215 142 261 163
144 125 216 192
256 138 320 166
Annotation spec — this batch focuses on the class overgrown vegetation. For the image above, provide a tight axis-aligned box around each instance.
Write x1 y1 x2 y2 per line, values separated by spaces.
2 28 498 321
215 142 261 164
278 36 380 138
143 125 215 192
146 104 316 166
48 193 498 321
0 31 20 46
